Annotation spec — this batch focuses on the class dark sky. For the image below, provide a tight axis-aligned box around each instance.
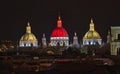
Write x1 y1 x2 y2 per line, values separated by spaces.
0 0 120 43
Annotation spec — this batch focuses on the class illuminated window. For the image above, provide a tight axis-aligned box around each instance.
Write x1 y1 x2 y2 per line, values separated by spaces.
86 41 89 45
91 41 93 44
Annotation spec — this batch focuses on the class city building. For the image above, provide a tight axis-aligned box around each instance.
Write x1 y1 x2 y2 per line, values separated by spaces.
110 26 120 55
50 15 69 46
19 22 38 47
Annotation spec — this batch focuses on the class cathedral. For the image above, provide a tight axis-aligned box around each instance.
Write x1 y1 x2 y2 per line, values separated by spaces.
18 16 102 49
19 22 38 47
17 14 120 56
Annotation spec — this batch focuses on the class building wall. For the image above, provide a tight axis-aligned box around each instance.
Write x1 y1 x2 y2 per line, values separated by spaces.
50 37 69 46
110 26 120 55
19 41 38 47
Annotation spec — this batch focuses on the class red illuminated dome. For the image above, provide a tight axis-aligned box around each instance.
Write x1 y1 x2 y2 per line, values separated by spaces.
51 15 68 37
51 27 68 37
50 15 69 46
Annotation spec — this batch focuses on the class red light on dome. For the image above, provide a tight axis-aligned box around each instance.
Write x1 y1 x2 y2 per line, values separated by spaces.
51 27 68 37
51 15 68 37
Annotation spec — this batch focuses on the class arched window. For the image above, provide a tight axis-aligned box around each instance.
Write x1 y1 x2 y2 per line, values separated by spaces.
60 41 63 46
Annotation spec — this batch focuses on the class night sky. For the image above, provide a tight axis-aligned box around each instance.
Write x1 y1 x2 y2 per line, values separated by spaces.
0 0 120 43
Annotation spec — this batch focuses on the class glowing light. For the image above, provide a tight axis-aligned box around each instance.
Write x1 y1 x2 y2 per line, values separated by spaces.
51 27 68 37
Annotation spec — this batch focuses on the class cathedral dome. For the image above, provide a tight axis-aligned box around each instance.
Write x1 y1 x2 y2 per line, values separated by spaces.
83 19 102 45
83 30 101 39
20 33 37 41
50 15 69 46
83 19 101 39
51 27 68 37
51 15 68 37
20 22 37 41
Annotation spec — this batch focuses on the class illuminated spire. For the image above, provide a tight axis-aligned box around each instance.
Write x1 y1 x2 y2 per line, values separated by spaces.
43 33 45 37
107 30 111 43
57 13 62 27
91 18 93 23
26 21 31 33
42 33 47 47
73 32 79 45
27 21 30 26
75 32 77 36
89 18 95 31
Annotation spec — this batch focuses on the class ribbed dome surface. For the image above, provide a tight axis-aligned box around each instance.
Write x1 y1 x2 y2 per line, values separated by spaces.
51 27 68 37
51 15 68 37
20 33 37 41
83 30 101 39
83 19 101 39
20 22 37 41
